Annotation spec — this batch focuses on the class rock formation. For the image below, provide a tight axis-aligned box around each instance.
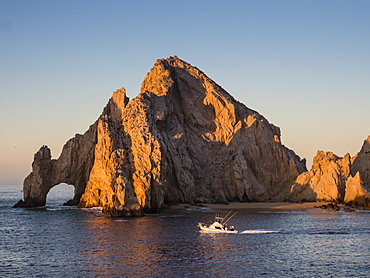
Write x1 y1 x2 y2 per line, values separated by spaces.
15 56 308 215
345 136 370 209
289 151 351 202
289 136 370 209
13 123 97 208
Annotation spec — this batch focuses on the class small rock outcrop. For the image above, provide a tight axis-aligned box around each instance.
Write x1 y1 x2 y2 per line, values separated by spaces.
15 56 306 215
289 136 370 209
289 151 351 202
316 203 340 211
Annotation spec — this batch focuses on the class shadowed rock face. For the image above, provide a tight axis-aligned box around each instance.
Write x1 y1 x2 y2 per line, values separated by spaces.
289 136 370 209
345 136 370 209
15 56 307 215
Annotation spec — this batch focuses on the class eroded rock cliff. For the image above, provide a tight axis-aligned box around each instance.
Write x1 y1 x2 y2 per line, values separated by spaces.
289 136 370 209
15 56 307 215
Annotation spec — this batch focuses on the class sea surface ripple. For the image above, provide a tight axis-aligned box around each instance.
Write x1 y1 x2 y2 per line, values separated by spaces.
1 184 369 277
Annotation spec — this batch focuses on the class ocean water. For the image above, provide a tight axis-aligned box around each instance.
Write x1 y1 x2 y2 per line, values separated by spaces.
1 184 370 278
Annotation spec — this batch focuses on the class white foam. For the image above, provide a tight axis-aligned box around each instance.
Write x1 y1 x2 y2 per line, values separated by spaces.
80 207 103 212
240 230 279 234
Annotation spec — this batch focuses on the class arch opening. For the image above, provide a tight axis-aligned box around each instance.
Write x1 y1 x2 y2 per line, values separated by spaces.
46 183 75 206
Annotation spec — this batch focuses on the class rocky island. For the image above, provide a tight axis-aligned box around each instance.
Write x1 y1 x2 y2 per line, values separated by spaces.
14 56 370 215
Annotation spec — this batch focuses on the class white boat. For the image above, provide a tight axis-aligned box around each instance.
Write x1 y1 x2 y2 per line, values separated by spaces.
198 211 238 234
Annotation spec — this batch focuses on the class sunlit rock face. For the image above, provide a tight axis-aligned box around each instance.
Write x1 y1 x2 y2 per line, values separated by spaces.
289 151 351 202
289 136 370 209
15 56 307 215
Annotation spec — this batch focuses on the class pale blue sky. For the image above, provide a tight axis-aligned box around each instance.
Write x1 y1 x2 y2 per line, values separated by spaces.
1 0 370 184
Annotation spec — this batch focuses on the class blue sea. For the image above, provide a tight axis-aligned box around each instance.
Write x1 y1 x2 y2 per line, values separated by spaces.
1 184 369 277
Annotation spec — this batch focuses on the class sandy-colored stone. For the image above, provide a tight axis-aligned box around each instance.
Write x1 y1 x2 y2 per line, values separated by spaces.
344 173 367 202
289 151 351 202
169 201 329 211
78 88 143 215
351 136 370 186
343 136 370 208
289 136 370 209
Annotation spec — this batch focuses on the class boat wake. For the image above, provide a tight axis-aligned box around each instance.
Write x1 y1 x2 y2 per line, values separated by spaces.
240 230 280 234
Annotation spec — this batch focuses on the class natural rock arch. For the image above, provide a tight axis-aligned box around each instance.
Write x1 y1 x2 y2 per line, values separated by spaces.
14 123 97 207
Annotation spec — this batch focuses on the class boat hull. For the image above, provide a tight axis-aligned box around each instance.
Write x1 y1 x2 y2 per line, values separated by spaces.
198 223 238 234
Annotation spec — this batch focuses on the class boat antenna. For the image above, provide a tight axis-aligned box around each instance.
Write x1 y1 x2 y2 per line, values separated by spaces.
223 211 237 225
221 210 233 224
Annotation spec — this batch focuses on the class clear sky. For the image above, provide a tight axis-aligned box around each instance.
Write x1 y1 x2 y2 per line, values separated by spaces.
1 0 369 184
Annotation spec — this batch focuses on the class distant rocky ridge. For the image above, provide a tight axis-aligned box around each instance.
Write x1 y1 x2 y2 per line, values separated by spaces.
14 56 370 214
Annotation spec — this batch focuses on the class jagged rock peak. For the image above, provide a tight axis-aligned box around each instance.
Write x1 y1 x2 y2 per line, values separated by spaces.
16 56 307 216
102 87 129 122
141 56 231 100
